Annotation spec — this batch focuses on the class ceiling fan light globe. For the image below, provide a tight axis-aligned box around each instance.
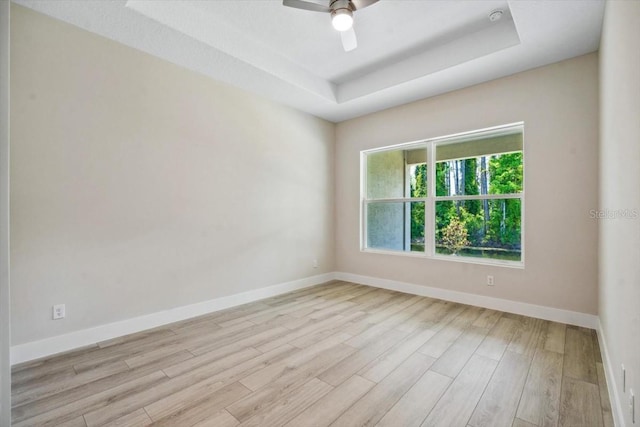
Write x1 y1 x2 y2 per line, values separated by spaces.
332 9 353 31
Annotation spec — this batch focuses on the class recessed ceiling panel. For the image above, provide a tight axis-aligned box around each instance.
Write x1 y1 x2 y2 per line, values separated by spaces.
125 0 338 101
13 0 605 122
337 7 520 102
126 0 520 103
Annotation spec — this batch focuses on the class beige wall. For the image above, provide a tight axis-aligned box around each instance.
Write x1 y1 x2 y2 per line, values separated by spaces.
1 0 11 422
10 5 335 345
599 1 640 425
336 53 599 315
8 2 606 357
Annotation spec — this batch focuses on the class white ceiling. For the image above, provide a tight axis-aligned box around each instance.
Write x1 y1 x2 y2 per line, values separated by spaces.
14 0 604 122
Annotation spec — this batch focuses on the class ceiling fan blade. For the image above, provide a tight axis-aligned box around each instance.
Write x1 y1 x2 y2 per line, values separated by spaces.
350 0 379 11
282 0 331 13
341 28 357 52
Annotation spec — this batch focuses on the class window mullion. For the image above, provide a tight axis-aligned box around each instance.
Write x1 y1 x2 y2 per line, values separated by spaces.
364 197 427 203
435 193 522 202
426 143 435 257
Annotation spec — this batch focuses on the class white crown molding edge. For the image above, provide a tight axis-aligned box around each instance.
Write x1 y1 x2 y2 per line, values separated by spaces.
334 272 598 329
10 272 336 365
597 319 626 427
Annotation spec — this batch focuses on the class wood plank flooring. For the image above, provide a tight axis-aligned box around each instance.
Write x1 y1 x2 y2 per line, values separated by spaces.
11 281 614 427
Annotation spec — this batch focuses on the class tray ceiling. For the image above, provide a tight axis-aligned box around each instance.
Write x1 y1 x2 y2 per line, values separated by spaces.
14 0 604 122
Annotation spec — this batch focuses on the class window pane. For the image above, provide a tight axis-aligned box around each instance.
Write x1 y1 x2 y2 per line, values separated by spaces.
405 147 427 165
366 148 427 199
366 202 425 252
435 152 522 196
366 150 405 199
435 132 523 161
409 163 427 198
435 199 521 261
409 201 426 252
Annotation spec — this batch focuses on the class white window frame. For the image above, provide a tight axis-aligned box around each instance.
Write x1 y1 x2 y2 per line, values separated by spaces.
360 122 525 268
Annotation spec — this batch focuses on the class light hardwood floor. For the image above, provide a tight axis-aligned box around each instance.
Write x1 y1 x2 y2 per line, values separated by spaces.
11 281 613 427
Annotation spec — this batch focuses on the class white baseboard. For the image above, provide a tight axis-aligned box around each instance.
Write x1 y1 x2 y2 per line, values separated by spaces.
597 319 626 427
334 272 598 329
10 272 335 365
12 271 600 365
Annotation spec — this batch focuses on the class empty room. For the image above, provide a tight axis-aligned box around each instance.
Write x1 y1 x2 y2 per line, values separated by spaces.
0 0 638 426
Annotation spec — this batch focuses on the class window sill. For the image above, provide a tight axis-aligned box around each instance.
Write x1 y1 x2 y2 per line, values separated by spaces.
360 248 525 269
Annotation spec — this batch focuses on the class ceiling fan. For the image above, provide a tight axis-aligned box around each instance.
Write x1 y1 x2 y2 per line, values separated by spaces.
282 0 379 52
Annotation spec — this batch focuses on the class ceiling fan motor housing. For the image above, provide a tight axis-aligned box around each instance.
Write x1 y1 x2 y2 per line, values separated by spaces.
330 0 355 13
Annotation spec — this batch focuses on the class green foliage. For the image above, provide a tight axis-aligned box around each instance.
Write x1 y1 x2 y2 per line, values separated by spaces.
442 217 470 254
434 152 523 252
410 164 427 241
486 198 521 247
434 163 451 241
463 158 481 218
408 152 522 256
489 153 523 194
485 153 522 248
411 164 427 198
458 201 484 243
435 162 448 196
410 202 425 242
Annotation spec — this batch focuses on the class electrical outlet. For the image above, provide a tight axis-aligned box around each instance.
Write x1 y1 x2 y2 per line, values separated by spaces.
52 304 65 320
623 364 627 392
487 275 494 286
313 259 318 269
630 389 635 423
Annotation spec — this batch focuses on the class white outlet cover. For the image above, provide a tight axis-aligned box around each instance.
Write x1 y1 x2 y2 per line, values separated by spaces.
53 304 65 320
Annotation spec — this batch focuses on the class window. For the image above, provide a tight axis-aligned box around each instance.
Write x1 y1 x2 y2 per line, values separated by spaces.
361 123 524 265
